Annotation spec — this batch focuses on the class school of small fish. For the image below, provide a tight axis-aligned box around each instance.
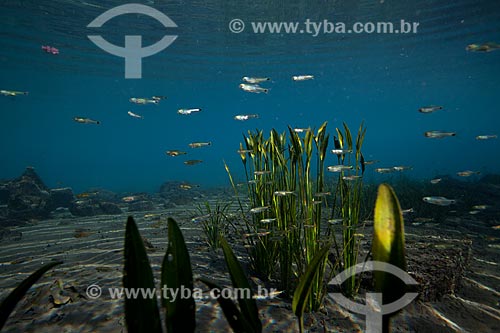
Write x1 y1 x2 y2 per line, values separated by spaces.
2 42 498 223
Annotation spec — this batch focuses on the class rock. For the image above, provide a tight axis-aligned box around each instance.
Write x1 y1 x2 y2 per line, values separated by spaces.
128 200 154 212
159 181 199 205
93 189 120 203
18 166 48 191
70 200 102 217
0 184 9 204
99 202 123 215
5 167 51 220
48 187 75 211
50 207 74 219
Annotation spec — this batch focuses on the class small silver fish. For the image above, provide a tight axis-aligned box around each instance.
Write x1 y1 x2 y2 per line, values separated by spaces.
254 170 271 175
166 150 187 156
422 196 456 206
273 191 295 196
342 175 362 181
475 135 497 140
292 75 314 81
1 90 28 96
73 117 100 125
237 149 253 154
419 106 443 113
260 218 276 224
402 208 414 214
374 168 394 174
327 165 353 172
188 142 211 148
424 130 456 138
130 97 159 105
178 108 202 115
393 166 413 171
184 159 203 165
234 114 259 121
466 42 500 52
250 206 271 214
331 149 352 155
239 84 268 94
472 205 489 210
191 214 212 223
457 170 480 177
242 77 270 84
127 111 143 119
430 178 442 184
293 127 311 133
314 192 331 197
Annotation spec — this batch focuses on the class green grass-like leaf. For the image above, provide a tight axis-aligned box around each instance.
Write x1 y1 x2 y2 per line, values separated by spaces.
198 277 254 333
220 236 262 333
124 216 162 333
161 218 196 333
292 245 330 333
0 261 62 330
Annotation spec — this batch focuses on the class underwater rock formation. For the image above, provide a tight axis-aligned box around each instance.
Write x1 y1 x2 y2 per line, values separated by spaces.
5 167 51 221
99 202 123 215
159 181 201 206
128 200 155 212
47 187 75 211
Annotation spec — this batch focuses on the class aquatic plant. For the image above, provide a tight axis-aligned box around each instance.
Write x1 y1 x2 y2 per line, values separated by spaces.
330 122 366 296
232 122 334 312
124 216 164 332
0 261 62 331
372 184 407 333
200 236 262 333
124 216 262 333
292 245 330 333
195 201 232 250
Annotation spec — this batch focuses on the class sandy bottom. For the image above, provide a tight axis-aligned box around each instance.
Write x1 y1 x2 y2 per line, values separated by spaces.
0 199 499 333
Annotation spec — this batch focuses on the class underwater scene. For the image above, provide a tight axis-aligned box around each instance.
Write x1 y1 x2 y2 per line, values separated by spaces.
1 0 500 332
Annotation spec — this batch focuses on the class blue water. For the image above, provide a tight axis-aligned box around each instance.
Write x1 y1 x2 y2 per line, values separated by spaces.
1 0 500 193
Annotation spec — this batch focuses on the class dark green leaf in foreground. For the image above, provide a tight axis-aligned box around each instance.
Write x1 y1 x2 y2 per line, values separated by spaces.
124 216 162 333
220 236 262 333
0 260 62 331
199 277 254 333
292 245 330 333
161 218 195 333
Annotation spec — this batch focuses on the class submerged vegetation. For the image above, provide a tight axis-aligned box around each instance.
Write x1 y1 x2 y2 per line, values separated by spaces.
124 216 262 333
195 201 233 250
225 121 370 313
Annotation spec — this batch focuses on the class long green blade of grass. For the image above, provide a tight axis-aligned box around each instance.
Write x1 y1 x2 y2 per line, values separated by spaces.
220 236 262 333
124 216 162 333
292 245 330 333
198 277 254 333
0 260 62 330
161 218 196 333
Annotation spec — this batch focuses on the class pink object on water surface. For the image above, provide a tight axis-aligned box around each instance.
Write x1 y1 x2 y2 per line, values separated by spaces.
41 45 59 55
